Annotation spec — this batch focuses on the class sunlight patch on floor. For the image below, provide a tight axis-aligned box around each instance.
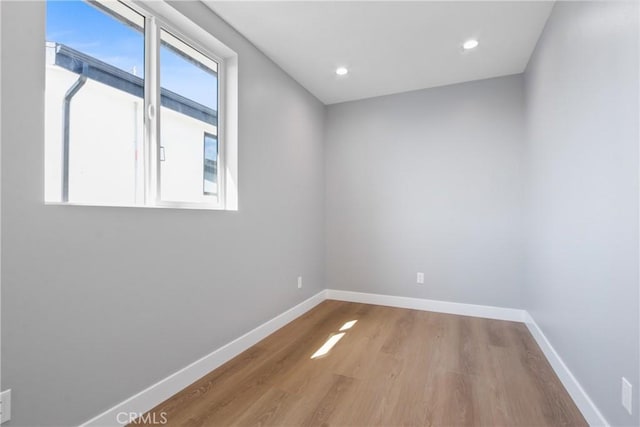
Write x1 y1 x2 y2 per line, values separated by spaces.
339 320 358 331
311 332 346 359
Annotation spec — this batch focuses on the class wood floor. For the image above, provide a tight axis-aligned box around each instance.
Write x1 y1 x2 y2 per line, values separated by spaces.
132 301 587 426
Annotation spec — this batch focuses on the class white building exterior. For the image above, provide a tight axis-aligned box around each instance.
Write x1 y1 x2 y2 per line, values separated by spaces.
45 42 218 206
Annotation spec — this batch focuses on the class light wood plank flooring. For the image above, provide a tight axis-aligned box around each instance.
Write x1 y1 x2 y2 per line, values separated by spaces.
132 300 587 426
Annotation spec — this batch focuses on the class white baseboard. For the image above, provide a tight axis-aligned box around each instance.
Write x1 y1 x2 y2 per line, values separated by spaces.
326 289 526 322
79 289 605 427
524 312 609 427
79 290 327 427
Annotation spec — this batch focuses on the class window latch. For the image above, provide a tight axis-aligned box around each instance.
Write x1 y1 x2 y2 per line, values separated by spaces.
147 104 156 120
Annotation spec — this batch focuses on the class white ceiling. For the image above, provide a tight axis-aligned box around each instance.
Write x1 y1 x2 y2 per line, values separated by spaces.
206 1 554 105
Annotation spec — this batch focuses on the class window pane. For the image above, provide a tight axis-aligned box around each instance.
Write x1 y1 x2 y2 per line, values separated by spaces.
45 0 145 205
159 29 219 204
203 133 218 195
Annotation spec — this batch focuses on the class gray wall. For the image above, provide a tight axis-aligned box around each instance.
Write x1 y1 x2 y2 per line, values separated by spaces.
325 75 526 308
524 2 639 426
1 1 325 426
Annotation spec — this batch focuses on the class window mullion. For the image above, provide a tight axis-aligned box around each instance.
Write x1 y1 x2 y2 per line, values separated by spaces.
143 15 161 205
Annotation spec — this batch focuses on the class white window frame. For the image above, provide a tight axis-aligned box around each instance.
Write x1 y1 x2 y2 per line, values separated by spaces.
128 0 228 210
47 0 238 211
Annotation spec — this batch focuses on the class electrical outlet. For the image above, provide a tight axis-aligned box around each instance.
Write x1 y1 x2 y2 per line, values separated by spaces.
416 272 424 284
622 377 633 415
297 276 302 289
1 389 12 424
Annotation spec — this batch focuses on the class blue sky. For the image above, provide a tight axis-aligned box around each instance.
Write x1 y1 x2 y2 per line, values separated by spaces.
46 0 217 110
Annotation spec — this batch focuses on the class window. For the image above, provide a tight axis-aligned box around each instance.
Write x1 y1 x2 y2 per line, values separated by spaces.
159 29 219 205
45 0 237 209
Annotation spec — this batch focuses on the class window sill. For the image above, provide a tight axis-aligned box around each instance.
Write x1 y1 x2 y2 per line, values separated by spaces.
44 201 236 212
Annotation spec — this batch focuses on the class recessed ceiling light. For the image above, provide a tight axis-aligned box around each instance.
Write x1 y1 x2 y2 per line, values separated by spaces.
335 67 349 76
462 39 479 50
